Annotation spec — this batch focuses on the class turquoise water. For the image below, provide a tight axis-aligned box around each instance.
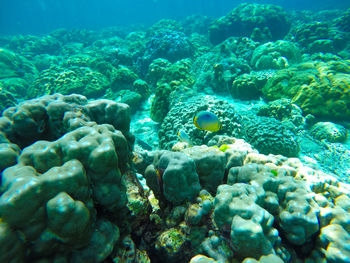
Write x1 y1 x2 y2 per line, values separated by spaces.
0 1 350 263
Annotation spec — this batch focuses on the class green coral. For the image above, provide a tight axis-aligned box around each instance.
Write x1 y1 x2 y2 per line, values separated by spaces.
30 66 109 98
133 79 150 99
0 83 17 113
230 73 262 100
262 60 350 120
209 3 290 44
155 228 187 261
310 122 348 143
243 116 300 157
0 48 37 80
111 66 138 91
257 98 305 127
251 40 302 70
115 89 142 113
335 8 350 32
159 59 195 88
150 83 172 122
148 19 184 34
147 58 194 88
61 54 97 68
7 35 61 56
292 21 347 53
147 58 172 85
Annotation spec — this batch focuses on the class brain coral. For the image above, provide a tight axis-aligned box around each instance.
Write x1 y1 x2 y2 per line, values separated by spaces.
209 3 290 45
262 60 350 120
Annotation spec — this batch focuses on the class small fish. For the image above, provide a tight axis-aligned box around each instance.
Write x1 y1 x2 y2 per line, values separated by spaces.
135 137 153 151
155 168 164 192
177 129 192 145
189 255 215 263
193 111 222 132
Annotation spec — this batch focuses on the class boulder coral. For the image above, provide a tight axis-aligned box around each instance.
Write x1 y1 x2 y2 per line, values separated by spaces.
7 34 62 56
150 83 173 122
230 73 262 100
262 60 350 120
310 121 348 143
291 21 347 53
0 48 38 99
257 98 306 128
180 138 350 262
251 40 302 70
214 182 277 258
144 151 201 204
0 84 17 114
335 8 350 33
0 48 38 80
0 93 133 151
215 153 350 261
0 94 135 262
209 3 291 45
182 146 226 194
30 65 110 99
141 28 193 70
158 95 242 149
243 116 300 157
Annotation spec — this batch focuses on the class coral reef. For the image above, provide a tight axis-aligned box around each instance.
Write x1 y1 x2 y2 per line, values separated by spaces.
182 146 226 194
0 94 137 262
0 84 17 114
7 34 62 56
251 40 302 70
262 60 350 120
230 73 262 100
30 65 110 99
0 48 38 79
144 151 201 204
0 93 133 150
291 21 348 53
158 95 242 149
1 5 350 263
335 8 350 32
110 66 139 92
150 83 173 122
141 29 193 71
310 122 348 143
209 3 290 45
257 98 306 128
243 116 300 157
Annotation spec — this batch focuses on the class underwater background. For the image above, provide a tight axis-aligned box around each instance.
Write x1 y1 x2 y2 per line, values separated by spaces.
0 0 350 262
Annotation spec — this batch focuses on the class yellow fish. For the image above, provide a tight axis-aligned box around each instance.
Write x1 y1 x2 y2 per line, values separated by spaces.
193 111 222 132
177 129 192 145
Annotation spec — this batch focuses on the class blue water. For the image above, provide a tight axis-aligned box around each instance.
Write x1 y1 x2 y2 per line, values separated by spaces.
1 0 349 34
1 0 350 262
